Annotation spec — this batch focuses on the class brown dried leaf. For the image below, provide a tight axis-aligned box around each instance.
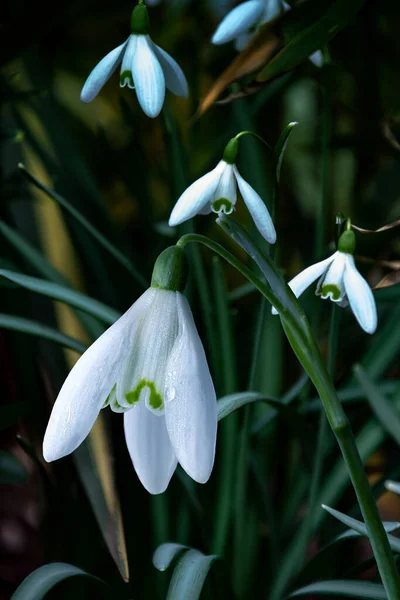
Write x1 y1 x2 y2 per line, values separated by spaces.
352 219 400 234
373 269 400 290
197 20 282 117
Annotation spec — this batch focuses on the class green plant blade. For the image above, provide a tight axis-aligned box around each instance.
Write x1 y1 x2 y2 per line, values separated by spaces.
164 548 218 600
153 543 189 571
0 269 120 325
322 505 400 553
19 164 148 289
0 314 87 354
0 451 28 484
354 364 400 446
217 391 280 421
10 563 106 600
290 580 387 599
274 121 298 182
257 0 367 82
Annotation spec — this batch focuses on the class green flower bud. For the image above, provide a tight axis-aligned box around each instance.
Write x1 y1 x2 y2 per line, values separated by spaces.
338 229 356 254
131 4 149 35
151 246 189 292
222 138 239 164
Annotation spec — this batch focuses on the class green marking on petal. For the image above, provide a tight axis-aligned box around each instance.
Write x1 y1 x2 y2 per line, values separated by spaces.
212 198 233 214
120 71 134 88
321 284 341 300
103 385 116 408
125 378 163 411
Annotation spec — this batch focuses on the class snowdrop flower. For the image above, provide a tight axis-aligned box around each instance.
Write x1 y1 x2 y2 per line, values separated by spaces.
169 138 276 243
272 230 377 334
80 2 188 118
43 247 217 494
211 0 283 51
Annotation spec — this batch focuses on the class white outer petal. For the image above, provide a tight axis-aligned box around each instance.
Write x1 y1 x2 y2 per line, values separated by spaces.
131 35 165 118
43 289 153 462
261 0 282 22
151 43 189 98
309 50 323 67
80 40 128 103
164 293 217 484
124 403 177 494
211 1 265 45
168 161 226 226
272 253 337 315
343 255 377 334
233 165 276 243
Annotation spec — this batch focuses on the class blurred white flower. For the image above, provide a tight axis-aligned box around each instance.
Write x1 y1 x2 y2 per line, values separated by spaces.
43 248 217 495
272 230 377 334
169 140 276 243
212 0 323 63
80 3 188 118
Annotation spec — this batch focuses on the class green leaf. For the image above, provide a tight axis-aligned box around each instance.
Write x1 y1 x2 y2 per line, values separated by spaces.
354 364 400 446
0 269 120 325
153 543 189 571
217 392 280 421
10 563 106 600
257 0 367 82
0 314 87 354
163 548 218 600
290 580 387 599
0 451 28 484
19 164 147 289
274 121 298 182
322 504 400 553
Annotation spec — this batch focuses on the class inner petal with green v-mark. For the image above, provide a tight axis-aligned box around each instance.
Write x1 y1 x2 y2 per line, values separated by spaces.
125 378 164 413
320 284 342 301
212 198 233 214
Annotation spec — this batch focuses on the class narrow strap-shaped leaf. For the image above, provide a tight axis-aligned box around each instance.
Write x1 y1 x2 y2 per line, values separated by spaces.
354 364 400 446
322 504 400 553
165 549 218 600
217 391 280 421
0 269 120 325
19 163 148 289
11 563 107 600
153 543 189 571
0 313 87 354
289 580 387 599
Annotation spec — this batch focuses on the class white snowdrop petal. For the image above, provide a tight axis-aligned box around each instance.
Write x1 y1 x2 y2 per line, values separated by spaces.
117 289 179 414
164 294 217 484
124 403 177 494
212 163 237 214
233 165 276 243
309 50 323 67
81 40 128 103
234 31 255 51
168 161 225 226
318 252 346 302
43 289 153 462
131 35 165 118
272 253 337 315
211 1 265 45
343 255 378 334
261 0 282 21
120 36 137 89
151 43 189 98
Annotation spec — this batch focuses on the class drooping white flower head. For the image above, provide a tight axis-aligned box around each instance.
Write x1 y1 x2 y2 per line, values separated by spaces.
168 138 276 244
80 3 188 118
272 229 378 334
43 247 217 494
211 0 323 62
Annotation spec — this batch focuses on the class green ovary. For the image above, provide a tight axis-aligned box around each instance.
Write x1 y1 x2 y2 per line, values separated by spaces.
212 198 233 214
321 284 341 300
125 379 163 411
120 71 134 87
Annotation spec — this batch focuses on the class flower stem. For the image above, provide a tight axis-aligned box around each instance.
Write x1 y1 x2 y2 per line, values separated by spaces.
178 227 400 600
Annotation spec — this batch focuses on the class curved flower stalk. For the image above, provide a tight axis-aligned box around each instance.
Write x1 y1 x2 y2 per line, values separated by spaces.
169 137 276 243
211 0 323 63
272 229 377 334
80 3 188 118
43 247 217 495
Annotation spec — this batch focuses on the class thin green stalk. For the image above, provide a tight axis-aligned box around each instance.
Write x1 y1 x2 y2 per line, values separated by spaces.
178 228 400 600
211 258 238 555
